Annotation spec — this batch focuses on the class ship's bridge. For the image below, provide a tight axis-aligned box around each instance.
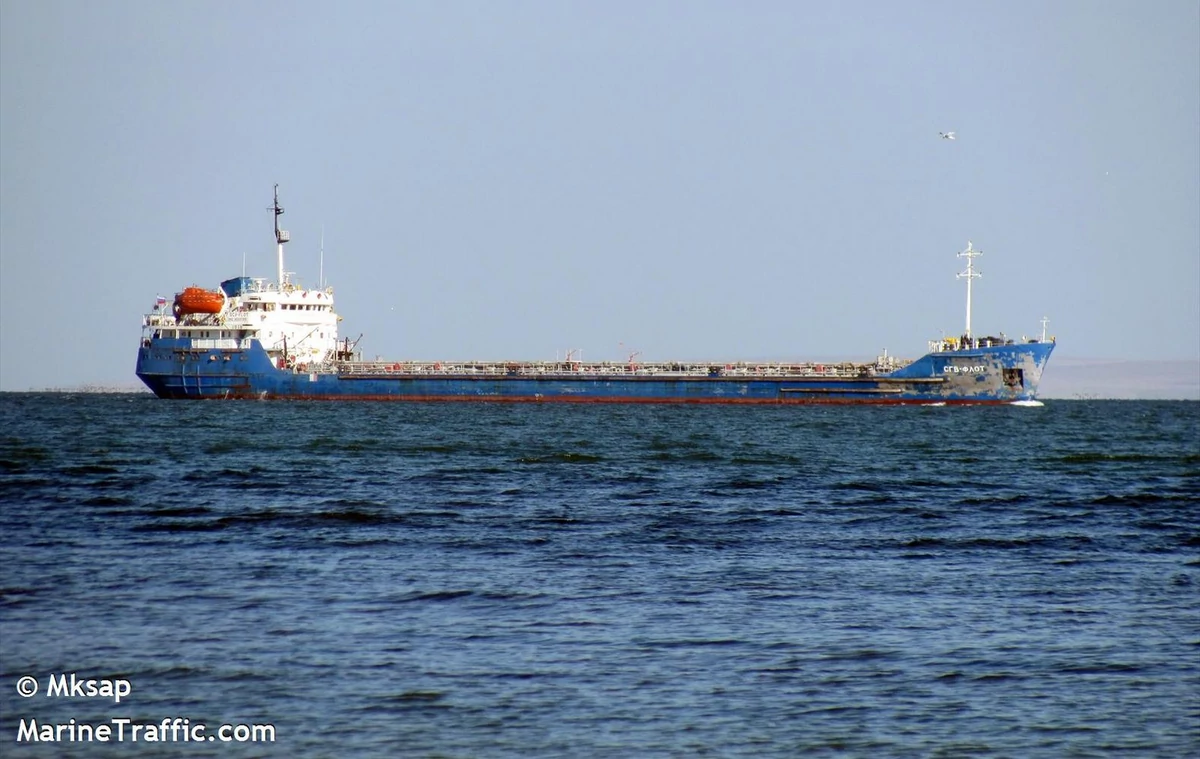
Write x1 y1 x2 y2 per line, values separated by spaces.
219 276 340 365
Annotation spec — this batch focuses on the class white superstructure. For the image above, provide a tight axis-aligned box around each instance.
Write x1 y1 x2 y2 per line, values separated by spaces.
218 277 339 367
141 185 341 368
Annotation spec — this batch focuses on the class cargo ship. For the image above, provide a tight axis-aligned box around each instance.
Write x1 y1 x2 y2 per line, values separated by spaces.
135 186 1055 403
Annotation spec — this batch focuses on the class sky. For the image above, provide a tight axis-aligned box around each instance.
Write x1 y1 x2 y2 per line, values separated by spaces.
2 0 1198 392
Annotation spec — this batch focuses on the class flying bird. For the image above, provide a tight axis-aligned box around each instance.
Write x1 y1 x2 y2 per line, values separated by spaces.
939 131 956 140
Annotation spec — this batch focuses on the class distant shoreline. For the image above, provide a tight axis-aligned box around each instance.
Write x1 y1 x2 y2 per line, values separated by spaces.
1037 358 1200 401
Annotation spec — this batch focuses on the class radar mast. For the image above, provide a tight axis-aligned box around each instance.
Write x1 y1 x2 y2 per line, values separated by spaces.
271 184 290 287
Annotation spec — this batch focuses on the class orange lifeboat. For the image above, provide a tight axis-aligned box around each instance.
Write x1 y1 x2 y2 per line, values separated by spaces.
174 286 224 315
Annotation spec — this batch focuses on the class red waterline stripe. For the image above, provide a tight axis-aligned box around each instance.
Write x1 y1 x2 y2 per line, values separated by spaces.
179 393 1017 405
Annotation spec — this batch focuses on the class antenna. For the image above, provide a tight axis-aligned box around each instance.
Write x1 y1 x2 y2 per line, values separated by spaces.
1040 316 1049 343
956 241 982 339
270 184 290 288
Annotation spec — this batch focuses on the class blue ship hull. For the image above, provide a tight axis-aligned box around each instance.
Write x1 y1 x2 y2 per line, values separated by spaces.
136 188 1057 405
135 338 1055 404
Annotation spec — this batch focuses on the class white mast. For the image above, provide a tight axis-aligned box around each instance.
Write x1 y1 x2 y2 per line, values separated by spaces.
956 240 982 339
1041 316 1049 343
319 225 324 290
272 184 290 288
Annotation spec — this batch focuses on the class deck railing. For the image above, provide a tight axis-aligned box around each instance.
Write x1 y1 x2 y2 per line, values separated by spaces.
332 359 911 378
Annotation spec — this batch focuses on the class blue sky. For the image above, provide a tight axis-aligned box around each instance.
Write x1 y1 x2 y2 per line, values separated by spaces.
2 1 1197 391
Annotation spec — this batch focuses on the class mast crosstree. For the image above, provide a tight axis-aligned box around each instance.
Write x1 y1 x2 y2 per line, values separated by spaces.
956 241 982 339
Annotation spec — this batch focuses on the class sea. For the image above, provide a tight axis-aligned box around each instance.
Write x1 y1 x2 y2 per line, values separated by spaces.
1 394 1196 758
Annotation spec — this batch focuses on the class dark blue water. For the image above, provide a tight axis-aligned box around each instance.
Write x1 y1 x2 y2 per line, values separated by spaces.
1 395 1197 757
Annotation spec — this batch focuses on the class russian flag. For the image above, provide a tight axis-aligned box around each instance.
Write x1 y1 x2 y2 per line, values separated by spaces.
155 295 167 308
